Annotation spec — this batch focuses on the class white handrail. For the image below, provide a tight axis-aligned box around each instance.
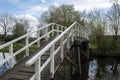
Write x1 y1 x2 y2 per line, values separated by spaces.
0 21 89 80
0 23 53 49
25 22 89 80
0 23 66 67
25 22 79 80
25 22 77 66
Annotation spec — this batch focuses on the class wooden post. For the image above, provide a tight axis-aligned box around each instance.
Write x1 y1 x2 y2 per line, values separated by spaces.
26 36 29 56
37 31 40 47
9 44 14 68
75 24 77 36
60 37 64 62
50 45 55 78
71 28 74 42
61 27 64 32
35 57 41 80
77 24 79 37
67 32 70 49
52 24 54 37
73 27 75 40
57 26 59 35
78 46 81 75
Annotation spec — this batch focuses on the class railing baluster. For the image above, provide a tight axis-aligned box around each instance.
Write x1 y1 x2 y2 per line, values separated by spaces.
71 28 74 43
60 37 64 62
24 22 90 80
37 31 40 47
52 24 54 37
67 32 70 49
46 27 49 40
9 43 14 68
50 45 55 79
61 27 63 32
26 36 29 56
73 27 75 40
75 24 77 36
57 26 59 35
77 24 79 37
35 57 41 80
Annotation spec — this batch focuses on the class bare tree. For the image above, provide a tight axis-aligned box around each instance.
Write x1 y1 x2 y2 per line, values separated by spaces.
107 0 120 52
37 20 45 36
0 13 15 59
87 9 106 38
108 0 120 38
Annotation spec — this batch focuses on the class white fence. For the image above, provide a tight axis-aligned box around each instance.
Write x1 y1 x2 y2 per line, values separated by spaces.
0 23 66 68
25 22 89 80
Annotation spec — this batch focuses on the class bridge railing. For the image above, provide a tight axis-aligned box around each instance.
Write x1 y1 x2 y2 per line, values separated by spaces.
25 22 89 80
0 23 66 68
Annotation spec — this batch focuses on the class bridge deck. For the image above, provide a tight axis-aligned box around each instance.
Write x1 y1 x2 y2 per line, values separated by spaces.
0 37 63 80
0 37 87 80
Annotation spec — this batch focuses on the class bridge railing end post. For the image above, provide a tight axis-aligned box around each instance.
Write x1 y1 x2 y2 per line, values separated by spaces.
26 36 29 56
50 45 55 78
60 37 64 62
35 57 41 80
9 43 14 68
37 30 40 47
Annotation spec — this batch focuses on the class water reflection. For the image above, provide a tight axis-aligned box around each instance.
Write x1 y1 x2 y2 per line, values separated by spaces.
0 53 16 75
87 57 120 80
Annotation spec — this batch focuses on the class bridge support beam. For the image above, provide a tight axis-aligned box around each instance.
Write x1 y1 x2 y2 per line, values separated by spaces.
78 46 81 75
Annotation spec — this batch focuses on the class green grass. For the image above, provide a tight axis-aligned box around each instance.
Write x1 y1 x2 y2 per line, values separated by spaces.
89 43 98 49
0 42 39 62
0 42 38 53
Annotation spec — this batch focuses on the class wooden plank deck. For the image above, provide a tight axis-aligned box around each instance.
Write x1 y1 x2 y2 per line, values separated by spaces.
0 37 63 80
0 37 87 80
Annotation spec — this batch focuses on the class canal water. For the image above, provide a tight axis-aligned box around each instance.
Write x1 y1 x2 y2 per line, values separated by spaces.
0 53 120 80
0 53 16 76
81 57 120 80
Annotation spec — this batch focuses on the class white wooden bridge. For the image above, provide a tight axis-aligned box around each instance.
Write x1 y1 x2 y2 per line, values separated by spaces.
0 22 89 80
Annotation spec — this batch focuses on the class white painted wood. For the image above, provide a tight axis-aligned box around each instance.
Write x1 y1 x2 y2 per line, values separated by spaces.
57 26 59 35
71 28 74 42
60 37 64 61
37 31 40 47
26 36 29 56
0 26 64 66
35 57 41 80
5 21 88 80
40 57 50 72
67 32 70 49
0 23 53 49
0 31 53 66
30 74 35 80
26 22 77 66
53 22 66 30
50 45 55 78
9 44 14 68
52 24 54 37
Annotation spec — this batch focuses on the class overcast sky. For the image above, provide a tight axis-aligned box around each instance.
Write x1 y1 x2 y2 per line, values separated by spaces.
0 0 112 16
0 0 113 36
